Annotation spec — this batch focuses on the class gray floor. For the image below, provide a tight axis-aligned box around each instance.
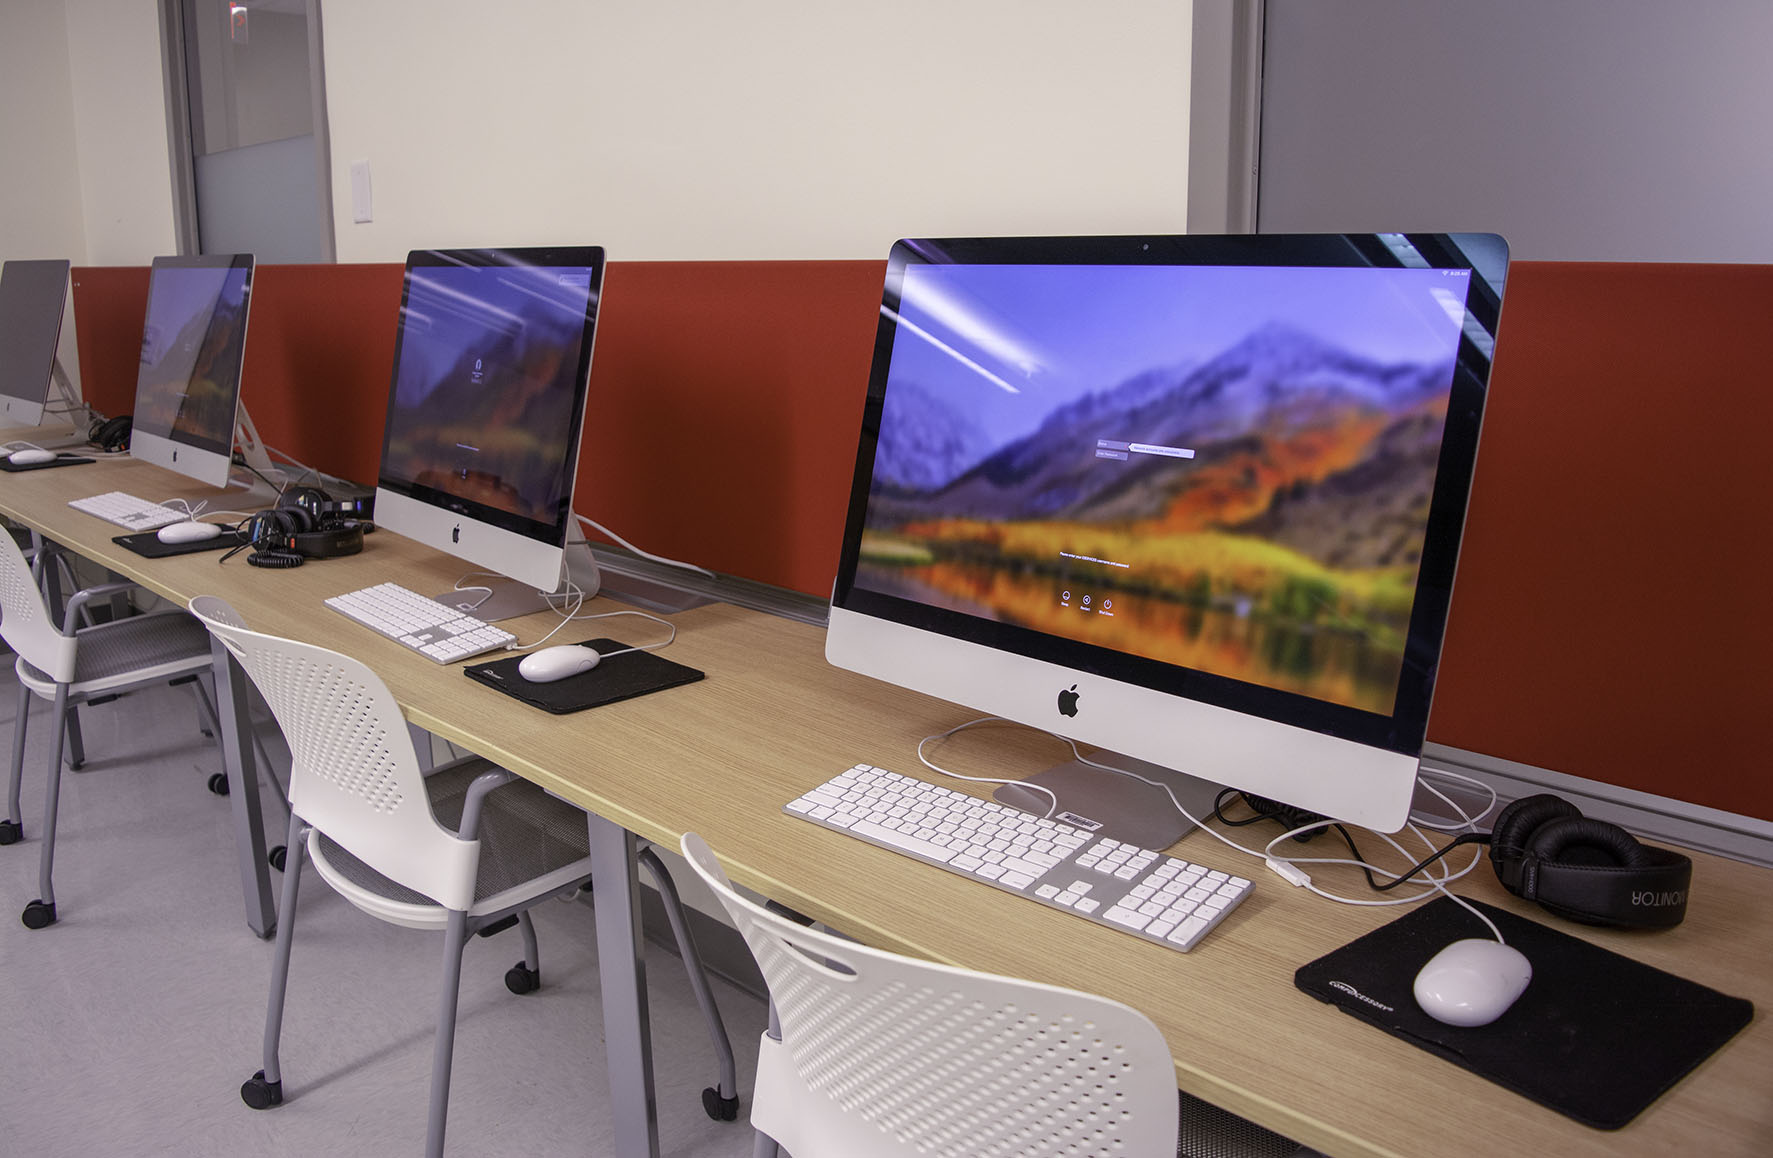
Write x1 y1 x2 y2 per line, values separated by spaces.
0 667 768 1157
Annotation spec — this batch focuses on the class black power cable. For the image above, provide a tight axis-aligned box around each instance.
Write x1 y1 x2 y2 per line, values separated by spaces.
1212 789 1490 892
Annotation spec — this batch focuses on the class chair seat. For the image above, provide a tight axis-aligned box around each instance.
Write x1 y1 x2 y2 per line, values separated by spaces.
15 610 215 697
310 757 594 929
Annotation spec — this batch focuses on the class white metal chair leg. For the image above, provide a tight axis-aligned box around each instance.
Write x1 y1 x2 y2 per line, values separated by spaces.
242 811 310 1110
2 679 30 843
21 685 72 929
638 844 739 1116
426 909 473 1158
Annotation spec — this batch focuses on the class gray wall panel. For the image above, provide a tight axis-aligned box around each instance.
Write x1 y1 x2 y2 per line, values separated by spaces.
1258 1 1773 262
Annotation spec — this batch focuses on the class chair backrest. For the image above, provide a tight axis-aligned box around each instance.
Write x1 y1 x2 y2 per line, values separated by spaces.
189 595 480 910
0 529 75 683
681 833 1179 1158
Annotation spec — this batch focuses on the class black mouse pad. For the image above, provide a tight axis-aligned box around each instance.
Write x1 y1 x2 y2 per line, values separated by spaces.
464 637 704 714
112 528 247 557
1294 896 1753 1129
0 454 95 472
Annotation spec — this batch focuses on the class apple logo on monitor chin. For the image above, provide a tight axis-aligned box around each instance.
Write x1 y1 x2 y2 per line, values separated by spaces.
1057 684 1080 717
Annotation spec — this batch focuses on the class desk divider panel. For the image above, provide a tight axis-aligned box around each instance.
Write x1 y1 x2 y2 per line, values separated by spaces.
231 263 406 484
65 258 1771 823
68 266 151 420
583 260 881 601
1432 261 1772 821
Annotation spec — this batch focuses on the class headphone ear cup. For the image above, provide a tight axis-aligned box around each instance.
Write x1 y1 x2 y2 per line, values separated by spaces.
1489 793 1582 895
1491 793 1582 847
246 509 300 554
1525 815 1655 869
282 486 336 532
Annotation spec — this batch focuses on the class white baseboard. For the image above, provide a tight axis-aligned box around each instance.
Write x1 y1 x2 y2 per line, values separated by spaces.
1421 742 1773 868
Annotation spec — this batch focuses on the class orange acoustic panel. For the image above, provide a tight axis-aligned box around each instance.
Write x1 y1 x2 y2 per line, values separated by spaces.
68 266 150 420
577 260 884 598
1431 261 1773 821
235 263 404 485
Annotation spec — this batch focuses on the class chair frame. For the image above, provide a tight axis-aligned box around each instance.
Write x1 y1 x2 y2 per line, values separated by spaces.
192 596 738 1157
2 532 224 929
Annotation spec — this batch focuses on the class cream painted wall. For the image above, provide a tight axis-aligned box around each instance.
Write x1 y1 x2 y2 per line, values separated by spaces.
1 2 88 399
63 0 176 264
0 3 87 263
323 0 1193 262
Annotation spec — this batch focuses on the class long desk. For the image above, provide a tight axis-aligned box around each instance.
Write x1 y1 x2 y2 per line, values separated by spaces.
3 453 1769 1158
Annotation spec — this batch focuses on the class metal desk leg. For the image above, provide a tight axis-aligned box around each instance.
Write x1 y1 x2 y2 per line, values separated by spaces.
588 812 660 1158
211 636 276 939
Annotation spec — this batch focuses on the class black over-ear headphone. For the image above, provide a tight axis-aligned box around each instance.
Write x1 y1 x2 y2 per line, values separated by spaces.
243 486 369 568
90 414 133 452
1487 794 1692 928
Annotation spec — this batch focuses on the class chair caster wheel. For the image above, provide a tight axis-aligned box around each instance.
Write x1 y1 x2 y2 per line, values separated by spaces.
268 845 287 872
0 819 21 845
207 772 230 796
21 899 56 929
241 1070 283 1109
504 963 539 995
702 1086 740 1121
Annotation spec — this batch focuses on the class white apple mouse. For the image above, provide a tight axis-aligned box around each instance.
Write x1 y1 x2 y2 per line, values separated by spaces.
8 448 57 465
156 521 224 544
517 644 602 683
1412 938 1533 1027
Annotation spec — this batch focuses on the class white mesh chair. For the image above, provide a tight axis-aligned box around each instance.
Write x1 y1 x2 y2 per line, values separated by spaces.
0 527 224 929
681 831 1181 1158
191 597 738 1157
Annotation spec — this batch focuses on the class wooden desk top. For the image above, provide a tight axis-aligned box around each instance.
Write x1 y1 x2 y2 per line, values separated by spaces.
4 455 1768 1158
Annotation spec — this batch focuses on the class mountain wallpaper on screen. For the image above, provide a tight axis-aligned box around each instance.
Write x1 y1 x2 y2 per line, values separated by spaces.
859 323 1457 712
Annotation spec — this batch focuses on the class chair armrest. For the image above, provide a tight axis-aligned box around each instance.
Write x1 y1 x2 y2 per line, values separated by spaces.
62 581 143 634
456 767 518 842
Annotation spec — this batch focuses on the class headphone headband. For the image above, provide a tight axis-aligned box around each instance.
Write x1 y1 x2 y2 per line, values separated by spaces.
1517 846 1692 928
1488 793 1693 928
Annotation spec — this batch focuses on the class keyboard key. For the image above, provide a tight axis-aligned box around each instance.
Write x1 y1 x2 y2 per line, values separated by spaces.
1105 907 1150 931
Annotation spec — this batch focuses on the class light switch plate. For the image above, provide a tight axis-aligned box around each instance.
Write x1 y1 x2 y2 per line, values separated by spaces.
349 160 372 224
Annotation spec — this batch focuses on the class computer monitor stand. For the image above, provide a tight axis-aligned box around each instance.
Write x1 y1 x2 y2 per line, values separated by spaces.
992 751 1226 849
27 360 95 449
230 405 292 497
434 528 602 623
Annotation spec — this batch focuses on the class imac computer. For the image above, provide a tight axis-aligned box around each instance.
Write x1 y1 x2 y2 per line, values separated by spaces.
0 259 75 429
130 254 256 489
827 233 1508 842
374 246 605 621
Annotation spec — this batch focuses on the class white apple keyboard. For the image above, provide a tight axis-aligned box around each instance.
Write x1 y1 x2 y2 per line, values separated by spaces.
68 491 188 531
786 764 1252 952
326 582 516 664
